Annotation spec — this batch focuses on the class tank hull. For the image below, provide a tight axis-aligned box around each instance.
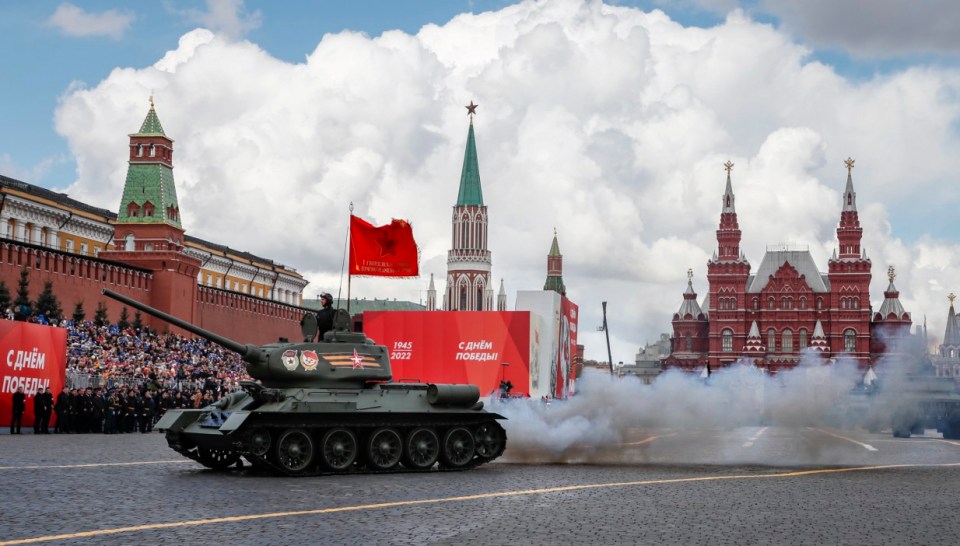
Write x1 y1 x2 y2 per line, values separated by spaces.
157 382 507 475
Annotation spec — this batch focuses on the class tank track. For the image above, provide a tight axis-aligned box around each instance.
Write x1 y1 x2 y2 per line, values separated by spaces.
165 419 506 477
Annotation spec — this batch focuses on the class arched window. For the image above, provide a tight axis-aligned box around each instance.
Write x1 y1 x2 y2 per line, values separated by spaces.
459 286 467 310
149 144 156 157
844 329 856 353
799 329 808 350
782 330 793 353
124 234 135 251
136 144 143 157
476 287 483 310
768 297 775 310
799 297 806 309
854 297 860 309
685 333 692 352
142 201 155 217
767 329 776 353
817 297 823 310
753 298 759 310
722 329 733 352
127 202 140 217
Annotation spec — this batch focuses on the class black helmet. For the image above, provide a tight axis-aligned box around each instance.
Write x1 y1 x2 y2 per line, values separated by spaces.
321 293 333 305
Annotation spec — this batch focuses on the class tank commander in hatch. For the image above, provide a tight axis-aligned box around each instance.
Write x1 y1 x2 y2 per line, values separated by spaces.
315 292 336 340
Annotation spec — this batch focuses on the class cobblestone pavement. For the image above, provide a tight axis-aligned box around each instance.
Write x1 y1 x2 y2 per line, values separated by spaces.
1 427 959 545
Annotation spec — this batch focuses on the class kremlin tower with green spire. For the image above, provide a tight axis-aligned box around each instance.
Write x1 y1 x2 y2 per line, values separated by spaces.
100 97 200 324
445 101 493 311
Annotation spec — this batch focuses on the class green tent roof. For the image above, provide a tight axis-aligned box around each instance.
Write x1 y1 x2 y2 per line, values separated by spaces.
137 104 166 136
456 122 484 206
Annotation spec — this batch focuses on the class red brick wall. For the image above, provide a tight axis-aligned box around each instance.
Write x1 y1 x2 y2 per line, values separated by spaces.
0 241 153 322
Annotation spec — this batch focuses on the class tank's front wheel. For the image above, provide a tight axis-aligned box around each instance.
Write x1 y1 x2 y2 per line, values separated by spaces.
403 427 439 469
247 427 272 457
276 428 315 474
366 427 402 470
321 428 358 471
196 446 240 470
440 427 476 468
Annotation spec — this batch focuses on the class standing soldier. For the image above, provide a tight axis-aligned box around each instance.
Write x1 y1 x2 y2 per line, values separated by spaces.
10 386 25 434
33 388 44 434
140 391 155 433
39 387 53 434
91 388 105 433
125 390 138 433
316 293 336 339
104 392 117 434
55 387 70 433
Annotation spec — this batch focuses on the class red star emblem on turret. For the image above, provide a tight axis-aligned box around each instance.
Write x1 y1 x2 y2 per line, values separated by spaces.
465 101 479 117
350 349 364 369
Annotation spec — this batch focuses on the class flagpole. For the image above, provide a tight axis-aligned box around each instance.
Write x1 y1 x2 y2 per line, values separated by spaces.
347 202 353 316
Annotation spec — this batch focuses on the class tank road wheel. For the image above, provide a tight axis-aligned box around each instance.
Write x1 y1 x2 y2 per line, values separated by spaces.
403 427 440 469
440 427 476 468
366 428 403 470
474 422 506 460
196 446 240 470
247 428 272 458
321 428 358 471
276 428 315 474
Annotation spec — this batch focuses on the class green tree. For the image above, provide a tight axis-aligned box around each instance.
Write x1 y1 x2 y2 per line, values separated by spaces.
72 301 86 324
94 301 109 327
34 280 63 322
118 307 130 330
0 280 11 316
13 267 31 320
133 310 143 331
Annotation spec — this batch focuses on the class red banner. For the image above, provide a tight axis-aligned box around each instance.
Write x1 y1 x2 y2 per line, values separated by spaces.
0 321 67 428
349 215 419 277
559 297 579 398
363 311 531 397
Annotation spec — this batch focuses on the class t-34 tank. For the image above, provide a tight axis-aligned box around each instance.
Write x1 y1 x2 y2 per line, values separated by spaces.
103 289 506 475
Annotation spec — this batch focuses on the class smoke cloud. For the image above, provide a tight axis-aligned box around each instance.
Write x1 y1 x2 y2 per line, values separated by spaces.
494 351 915 466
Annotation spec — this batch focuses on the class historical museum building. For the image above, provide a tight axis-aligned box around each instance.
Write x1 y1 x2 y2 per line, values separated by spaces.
664 159 913 372
0 99 308 342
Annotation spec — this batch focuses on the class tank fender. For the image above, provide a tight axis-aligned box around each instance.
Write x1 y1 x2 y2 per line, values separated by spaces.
218 411 251 434
427 384 480 407
156 409 204 432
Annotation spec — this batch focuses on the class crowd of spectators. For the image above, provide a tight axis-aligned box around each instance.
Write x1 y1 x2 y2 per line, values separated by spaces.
24 316 250 434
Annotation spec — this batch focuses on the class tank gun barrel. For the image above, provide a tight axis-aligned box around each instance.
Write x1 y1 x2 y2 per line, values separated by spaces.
102 289 261 363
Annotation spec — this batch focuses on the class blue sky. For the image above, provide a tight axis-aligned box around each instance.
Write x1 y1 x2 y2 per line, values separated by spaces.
4 1 960 360
5 1 957 193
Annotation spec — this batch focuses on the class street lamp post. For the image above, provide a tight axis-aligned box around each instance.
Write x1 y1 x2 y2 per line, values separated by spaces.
601 301 614 376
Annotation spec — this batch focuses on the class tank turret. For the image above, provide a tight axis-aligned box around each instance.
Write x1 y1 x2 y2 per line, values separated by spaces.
103 289 392 388
100 289 506 476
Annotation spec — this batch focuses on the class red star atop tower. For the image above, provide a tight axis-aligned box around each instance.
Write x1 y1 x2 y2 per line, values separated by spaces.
465 101 479 119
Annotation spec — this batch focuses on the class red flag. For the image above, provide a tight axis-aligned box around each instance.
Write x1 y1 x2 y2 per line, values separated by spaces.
349 215 419 277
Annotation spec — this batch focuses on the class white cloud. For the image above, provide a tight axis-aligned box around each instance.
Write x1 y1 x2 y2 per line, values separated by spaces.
52 0 960 361
45 3 134 40
173 0 262 39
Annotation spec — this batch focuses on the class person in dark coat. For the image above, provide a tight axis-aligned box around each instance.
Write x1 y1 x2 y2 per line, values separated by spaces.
10 386 25 434
316 293 336 339
33 388 44 433
55 387 70 433
39 387 53 433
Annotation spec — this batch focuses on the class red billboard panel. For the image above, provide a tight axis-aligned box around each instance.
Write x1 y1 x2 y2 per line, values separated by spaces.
558 297 579 398
0 321 67 428
363 311 531 397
